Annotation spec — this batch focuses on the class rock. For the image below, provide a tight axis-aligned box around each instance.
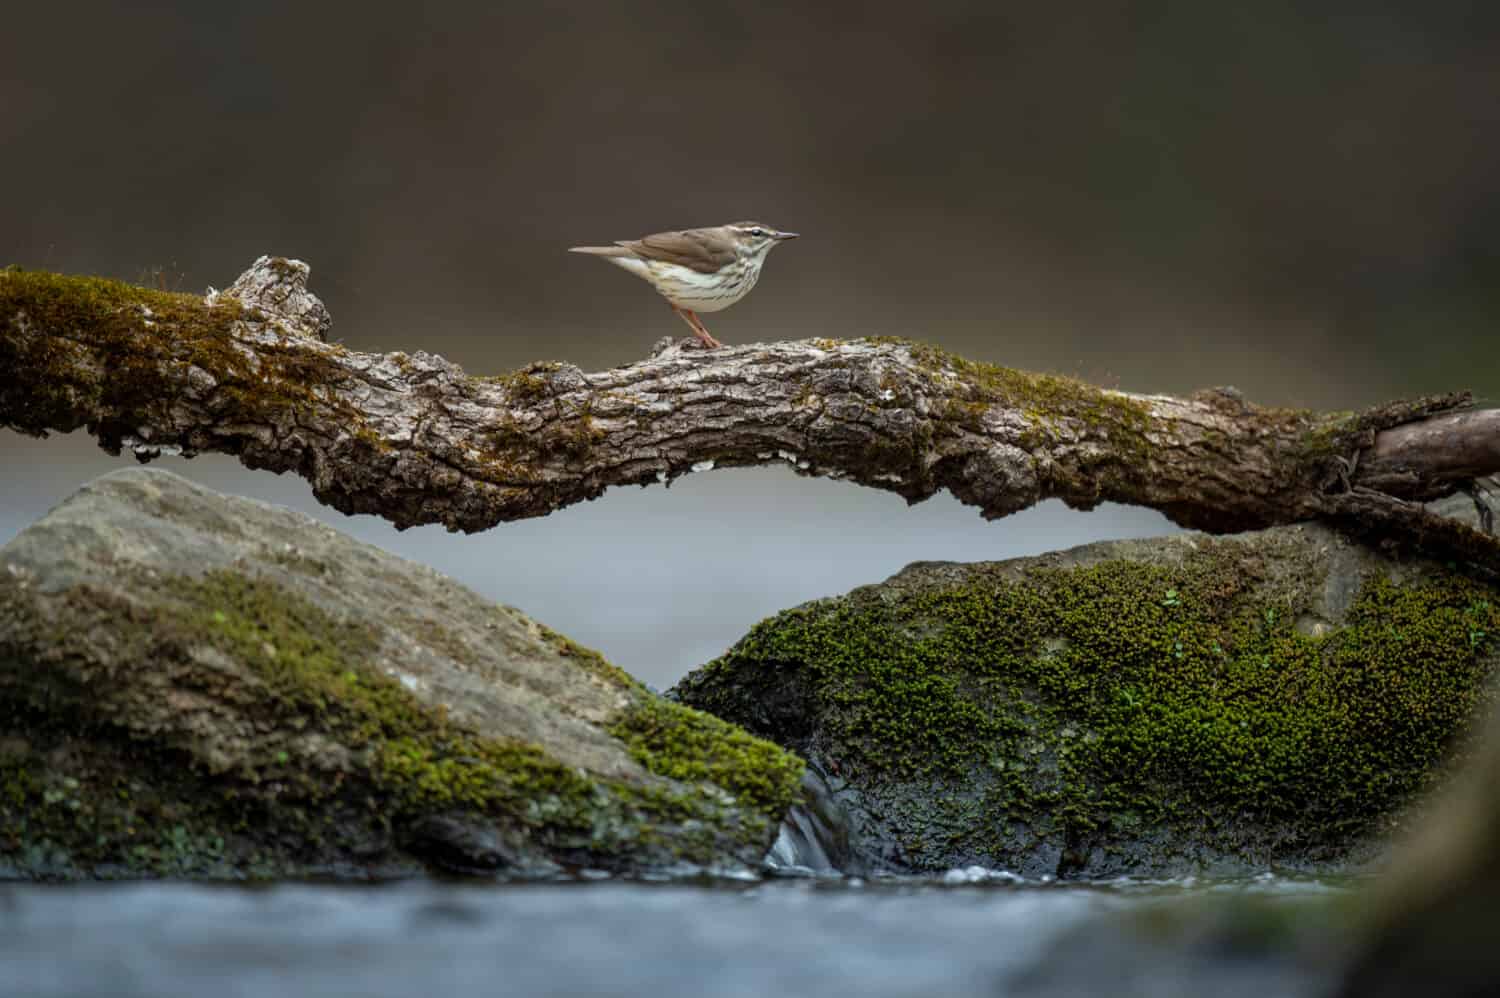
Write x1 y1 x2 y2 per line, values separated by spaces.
1003 891 1347 998
0 468 802 880
673 523 1500 878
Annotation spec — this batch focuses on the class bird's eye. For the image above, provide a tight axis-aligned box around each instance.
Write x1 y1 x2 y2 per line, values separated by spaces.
750 228 765 237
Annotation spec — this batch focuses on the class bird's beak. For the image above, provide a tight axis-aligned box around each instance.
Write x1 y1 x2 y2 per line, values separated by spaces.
774 231 800 241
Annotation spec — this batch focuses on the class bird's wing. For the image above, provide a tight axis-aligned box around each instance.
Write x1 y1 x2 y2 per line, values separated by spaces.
620 228 734 275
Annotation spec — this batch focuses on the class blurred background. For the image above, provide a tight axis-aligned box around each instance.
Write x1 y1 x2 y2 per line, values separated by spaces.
3 2 1497 686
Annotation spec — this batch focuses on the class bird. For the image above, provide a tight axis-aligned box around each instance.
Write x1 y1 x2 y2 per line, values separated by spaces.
569 222 799 348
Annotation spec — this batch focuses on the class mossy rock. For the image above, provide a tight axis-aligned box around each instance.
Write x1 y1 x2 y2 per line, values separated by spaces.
0 468 802 880
672 523 1500 878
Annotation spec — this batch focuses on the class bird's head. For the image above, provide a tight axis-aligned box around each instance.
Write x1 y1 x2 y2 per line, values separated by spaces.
728 222 799 258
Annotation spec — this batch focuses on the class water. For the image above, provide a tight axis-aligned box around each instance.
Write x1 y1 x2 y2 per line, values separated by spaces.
0 875 1345 998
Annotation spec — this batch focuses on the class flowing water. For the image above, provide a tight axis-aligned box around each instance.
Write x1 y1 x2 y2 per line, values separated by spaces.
0 871 1348 998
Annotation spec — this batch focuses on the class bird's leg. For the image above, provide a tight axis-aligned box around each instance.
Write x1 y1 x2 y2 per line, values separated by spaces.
682 308 722 348
689 312 724 348
672 306 723 348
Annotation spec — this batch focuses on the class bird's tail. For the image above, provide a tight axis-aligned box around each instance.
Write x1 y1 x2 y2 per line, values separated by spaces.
568 245 633 257
569 245 649 280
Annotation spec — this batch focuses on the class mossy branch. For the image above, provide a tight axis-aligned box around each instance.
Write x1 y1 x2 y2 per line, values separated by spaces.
2 258 1498 567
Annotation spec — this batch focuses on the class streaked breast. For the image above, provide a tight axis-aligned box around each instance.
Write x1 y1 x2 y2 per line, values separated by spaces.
646 261 756 313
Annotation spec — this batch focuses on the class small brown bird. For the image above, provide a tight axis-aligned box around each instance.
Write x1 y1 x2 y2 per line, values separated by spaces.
569 222 799 347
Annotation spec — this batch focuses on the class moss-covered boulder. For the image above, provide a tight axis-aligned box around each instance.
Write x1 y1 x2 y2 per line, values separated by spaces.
673 522 1500 878
0 468 802 880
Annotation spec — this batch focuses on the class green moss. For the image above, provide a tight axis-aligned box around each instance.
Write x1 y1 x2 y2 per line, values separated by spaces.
683 545 1500 866
1295 411 1359 459
0 750 39 811
0 703 265 879
862 337 1158 495
478 384 604 475
561 412 606 457
494 364 563 403
158 572 623 823
1 564 804 877
535 622 644 691
0 267 367 454
608 696 804 819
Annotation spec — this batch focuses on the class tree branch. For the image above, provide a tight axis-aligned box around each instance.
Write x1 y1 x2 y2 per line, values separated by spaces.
3 258 1498 569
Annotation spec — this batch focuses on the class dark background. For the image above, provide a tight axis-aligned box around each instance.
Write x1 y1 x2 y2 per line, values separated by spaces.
3 2 1498 685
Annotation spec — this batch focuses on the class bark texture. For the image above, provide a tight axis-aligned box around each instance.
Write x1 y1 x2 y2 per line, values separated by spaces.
2 257 1497 569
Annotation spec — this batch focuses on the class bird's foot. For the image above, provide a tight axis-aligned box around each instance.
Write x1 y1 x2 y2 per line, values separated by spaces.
684 310 723 348
671 307 724 348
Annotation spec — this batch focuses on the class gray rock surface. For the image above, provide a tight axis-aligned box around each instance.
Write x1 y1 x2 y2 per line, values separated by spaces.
0 468 801 880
